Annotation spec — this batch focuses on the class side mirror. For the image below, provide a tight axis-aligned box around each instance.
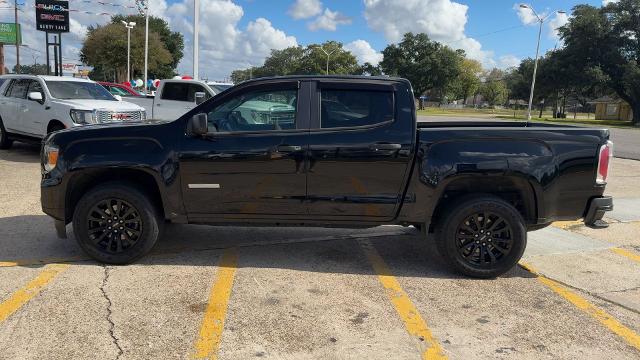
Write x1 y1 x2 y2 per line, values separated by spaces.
195 91 207 105
113 95 123 101
188 113 209 136
28 92 43 102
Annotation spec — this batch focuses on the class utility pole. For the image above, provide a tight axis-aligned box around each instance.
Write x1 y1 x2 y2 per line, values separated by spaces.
14 0 19 73
193 0 199 80
520 4 565 122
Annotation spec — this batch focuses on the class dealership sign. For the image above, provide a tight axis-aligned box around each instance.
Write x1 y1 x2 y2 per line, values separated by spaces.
61 63 77 73
0 23 21 45
35 0 70 32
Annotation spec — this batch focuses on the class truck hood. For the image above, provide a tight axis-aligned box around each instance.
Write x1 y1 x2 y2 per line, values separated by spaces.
52 99 145 111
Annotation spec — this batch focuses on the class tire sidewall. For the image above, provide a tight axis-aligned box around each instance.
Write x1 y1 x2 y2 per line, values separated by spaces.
72 184 161 264
0 117 13 149
438 197 527 278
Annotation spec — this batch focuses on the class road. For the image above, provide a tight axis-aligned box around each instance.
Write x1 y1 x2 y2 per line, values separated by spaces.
417 115 640 160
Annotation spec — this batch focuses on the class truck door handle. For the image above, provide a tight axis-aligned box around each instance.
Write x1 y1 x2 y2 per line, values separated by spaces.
156 103 161 106
276 145 301 152
369 143 401 151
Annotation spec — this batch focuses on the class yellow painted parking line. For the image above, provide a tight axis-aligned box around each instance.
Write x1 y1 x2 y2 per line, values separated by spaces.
611 248 640 263
359 239 447 360
552 220 584 230
0 263 70 323
520 262 640 351
0 256 87 268
192 248 239 360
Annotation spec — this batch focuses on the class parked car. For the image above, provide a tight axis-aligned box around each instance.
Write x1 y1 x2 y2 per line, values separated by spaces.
127 79 233 120
40 76 613 278
98 81 143 97
0 75 146 149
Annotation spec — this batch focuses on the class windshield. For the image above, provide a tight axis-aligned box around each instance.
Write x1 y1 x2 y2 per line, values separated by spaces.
46 81 115 100
210 84 233 93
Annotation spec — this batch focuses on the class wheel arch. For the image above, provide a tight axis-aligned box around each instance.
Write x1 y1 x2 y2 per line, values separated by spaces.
429 175 538 231
47 119 66 133
64 168 165 224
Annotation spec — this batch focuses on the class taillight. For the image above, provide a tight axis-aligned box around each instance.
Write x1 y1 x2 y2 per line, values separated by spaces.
596 140 613 185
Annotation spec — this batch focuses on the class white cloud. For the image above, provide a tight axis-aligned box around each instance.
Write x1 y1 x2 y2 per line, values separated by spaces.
514 4 539 25
363 0 494 67
602 0 619 5
308 9 352 32
345 40 383 65
498 55 520 69
288 0 323 20
548 12 569 40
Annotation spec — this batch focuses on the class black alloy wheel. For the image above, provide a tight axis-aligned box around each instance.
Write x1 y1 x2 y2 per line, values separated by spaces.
435 195 526 278
455 212 514 267
86 199 143 254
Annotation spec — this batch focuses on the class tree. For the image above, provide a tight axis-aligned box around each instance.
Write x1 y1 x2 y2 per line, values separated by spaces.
558 1 640 124
230 41 360 82
112 15 184 79
480 69 508 106
80 15 181 82
13 64 48 75
448 59 482 104
379 33 464 98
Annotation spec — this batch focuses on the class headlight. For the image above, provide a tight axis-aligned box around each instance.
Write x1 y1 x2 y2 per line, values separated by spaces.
70 109 98 124
43 144 60 173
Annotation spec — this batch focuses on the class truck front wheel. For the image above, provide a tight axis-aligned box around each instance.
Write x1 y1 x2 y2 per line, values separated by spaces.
72 183 162 264
435 195 526 278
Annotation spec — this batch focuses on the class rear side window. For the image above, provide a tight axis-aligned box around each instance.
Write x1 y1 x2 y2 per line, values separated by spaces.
161 82 189 101
320 89 394 129
8 79 29 99
0 79 5 90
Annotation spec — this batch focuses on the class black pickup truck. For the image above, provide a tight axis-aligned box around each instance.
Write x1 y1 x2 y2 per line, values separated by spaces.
40 76 613 278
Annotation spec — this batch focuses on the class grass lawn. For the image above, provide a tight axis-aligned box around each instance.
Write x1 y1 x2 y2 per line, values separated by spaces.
417 107 637 128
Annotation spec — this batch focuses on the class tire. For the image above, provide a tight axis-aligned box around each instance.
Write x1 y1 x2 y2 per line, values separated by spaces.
72 182 162 264
0 118 13 149
434 195 527 278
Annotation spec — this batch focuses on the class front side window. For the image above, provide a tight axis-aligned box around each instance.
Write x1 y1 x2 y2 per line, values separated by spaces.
46 81 115 100
207 88 297 132
320 89 394 128
188 84 211 102
8 79 29 99
28 80 44 98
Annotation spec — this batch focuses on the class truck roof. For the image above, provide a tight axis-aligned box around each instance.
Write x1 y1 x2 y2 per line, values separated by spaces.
0 74 95 83
236 75 410 86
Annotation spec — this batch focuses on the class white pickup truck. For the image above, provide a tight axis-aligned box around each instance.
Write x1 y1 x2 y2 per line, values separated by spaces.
127 79 233 120
0 75 146 149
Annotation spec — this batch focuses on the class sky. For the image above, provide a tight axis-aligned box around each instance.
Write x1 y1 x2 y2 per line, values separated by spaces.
0 0 613 81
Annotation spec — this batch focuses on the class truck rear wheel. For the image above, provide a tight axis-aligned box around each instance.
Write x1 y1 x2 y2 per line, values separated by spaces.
72 182 162 264
0 118 13 149
435 195 526 278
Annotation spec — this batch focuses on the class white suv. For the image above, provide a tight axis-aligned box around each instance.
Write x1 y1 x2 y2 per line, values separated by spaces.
0 75 146 149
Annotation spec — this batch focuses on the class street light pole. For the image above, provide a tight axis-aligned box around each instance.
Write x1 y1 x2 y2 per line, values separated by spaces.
14 0 19 73
520 4 565 122
121 21 136 83
194 0 199 80
317 46 336 75
143 1 149 95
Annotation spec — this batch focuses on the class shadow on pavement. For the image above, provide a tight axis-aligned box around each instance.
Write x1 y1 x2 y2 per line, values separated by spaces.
0 215 534 280
0 143 41 164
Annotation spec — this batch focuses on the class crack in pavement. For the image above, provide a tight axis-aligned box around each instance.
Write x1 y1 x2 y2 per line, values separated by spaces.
100 266 124 360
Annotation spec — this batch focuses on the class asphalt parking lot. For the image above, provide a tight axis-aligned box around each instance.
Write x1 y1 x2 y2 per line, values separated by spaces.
1 142 639 360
